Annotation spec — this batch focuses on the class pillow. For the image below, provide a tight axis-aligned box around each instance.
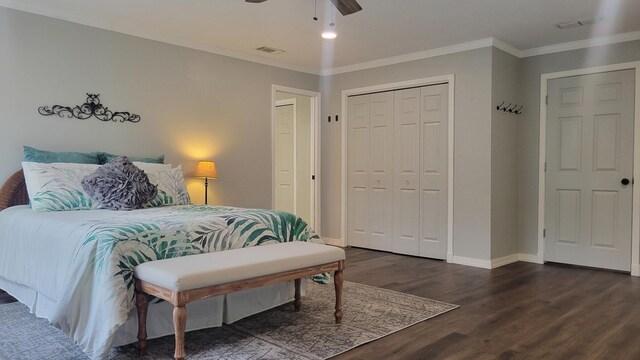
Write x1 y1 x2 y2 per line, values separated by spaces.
82 157 158 211
22 162 100 212
133 162 172 172
144 165 191 207
97 152 164 165
24 146 99 164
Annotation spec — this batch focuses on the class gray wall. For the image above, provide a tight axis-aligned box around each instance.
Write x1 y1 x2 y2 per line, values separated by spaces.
518 40 640 256
0 8 319 210
490 48 521 259
322 48 494 260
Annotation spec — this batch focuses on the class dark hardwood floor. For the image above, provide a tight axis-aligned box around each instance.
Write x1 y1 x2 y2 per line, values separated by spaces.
335 247 640 360
0 289 13 304
2 247 640 359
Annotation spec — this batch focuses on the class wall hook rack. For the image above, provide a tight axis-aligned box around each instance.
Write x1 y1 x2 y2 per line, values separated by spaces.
496 101 523 115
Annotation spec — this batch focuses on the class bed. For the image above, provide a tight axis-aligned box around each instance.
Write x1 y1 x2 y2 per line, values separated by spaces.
0 169 323 360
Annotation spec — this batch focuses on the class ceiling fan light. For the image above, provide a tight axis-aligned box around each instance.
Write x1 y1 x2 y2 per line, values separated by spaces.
322 31 337 39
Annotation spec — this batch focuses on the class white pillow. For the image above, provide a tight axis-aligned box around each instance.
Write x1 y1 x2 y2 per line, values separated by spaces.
143 165 191 207
22 162 100 212
133 162 172 172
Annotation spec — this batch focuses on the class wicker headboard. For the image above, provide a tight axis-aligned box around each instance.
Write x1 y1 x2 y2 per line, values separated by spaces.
0 170 29 212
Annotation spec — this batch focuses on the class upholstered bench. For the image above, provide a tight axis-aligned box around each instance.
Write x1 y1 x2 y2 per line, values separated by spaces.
134 241 346 360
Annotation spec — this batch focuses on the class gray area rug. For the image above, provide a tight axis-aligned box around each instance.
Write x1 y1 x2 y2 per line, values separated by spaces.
0 281 458 359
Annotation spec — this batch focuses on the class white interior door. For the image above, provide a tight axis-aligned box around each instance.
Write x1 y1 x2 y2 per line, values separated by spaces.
275 103 296 214
347 95 370 248
369 92 394 251
419 84 449 259
393 88 421 256
545 70 635 271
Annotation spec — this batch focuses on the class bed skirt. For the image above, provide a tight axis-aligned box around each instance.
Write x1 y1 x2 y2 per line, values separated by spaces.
0 276 305 348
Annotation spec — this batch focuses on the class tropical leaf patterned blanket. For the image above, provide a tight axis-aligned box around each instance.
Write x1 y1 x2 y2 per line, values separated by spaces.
0 205 323 359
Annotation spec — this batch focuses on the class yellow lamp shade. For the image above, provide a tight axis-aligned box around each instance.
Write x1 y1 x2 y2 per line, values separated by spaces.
195 161 218 179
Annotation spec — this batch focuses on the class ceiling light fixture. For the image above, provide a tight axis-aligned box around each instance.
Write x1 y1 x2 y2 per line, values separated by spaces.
322 31 337 39
322 6 337 39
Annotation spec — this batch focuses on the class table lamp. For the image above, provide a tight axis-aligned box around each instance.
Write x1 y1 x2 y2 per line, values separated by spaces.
195 160 218 205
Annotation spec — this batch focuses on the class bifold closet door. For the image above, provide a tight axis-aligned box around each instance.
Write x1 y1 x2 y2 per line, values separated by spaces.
368 92 394 251
419 84 448 259
348 84 448 259
393 88 421 256
347 95 370 248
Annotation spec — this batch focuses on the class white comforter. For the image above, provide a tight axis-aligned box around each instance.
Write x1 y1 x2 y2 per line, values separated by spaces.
0 205 321 359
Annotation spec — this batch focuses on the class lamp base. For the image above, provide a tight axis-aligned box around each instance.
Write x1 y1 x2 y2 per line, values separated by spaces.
204 177 209 205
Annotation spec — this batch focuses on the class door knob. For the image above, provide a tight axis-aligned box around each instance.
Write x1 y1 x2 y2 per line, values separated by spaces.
621 178 630 186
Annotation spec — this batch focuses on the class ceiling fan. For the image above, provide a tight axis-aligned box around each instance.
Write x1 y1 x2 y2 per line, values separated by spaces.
245 0 362 16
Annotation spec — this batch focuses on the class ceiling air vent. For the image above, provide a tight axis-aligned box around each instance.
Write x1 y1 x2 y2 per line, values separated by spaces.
256 46 286 55
556 17 602 29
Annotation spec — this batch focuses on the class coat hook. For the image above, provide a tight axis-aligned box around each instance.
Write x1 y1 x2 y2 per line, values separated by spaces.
496 101 504 111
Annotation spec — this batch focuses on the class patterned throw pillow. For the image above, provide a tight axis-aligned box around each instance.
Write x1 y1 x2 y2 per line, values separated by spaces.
143 165 191 207
81 157 158 211
22 162 100 212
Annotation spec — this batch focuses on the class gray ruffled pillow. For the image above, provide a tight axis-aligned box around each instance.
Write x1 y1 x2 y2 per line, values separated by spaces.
81 156 158 210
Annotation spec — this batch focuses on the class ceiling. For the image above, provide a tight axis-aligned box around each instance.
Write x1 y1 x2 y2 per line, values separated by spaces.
2 0 640 74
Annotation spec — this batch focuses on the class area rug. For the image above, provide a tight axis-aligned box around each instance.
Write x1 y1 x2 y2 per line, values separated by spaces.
0 281 458 359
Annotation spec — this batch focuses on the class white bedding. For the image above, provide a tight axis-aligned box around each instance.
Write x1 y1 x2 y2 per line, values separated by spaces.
0 205 319 359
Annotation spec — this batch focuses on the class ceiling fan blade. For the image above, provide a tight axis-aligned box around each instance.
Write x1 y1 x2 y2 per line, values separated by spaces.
245 0 268 3
329 0 362 16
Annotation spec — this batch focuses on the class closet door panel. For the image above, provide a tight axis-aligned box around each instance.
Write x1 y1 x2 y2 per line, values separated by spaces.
369 92 394 251
393 88 420 256
347 95 370 248
419 84 449 259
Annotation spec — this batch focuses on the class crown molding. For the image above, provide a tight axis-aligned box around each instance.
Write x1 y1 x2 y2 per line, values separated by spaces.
491 38 523 58
3 1 640 77
0 1 322 75
322 38 495 76
520 30 640 58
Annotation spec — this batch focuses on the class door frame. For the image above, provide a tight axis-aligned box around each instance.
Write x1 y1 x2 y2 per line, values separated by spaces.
274 98 297 214
341 74 455 261
537 61 640 275
271 85 322 233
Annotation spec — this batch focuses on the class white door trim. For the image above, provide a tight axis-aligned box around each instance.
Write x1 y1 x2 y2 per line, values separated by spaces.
271 85 322 233
341 74 455 261
538 61 640 275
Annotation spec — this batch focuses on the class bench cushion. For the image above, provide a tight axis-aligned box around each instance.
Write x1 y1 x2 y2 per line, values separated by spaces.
134 242 345 291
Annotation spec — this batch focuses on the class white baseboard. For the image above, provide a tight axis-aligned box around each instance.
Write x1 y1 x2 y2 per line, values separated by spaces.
632 264 640 277
451 253 542 270
322 237 346 247
450 255 492 269
517 253 543 264
491 254 520 268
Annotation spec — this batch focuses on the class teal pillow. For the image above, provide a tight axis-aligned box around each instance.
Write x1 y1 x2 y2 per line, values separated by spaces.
23 146 99 164
97 152 164 165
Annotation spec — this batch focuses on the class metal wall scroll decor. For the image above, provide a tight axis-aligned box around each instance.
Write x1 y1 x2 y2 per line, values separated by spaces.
38 94 141 123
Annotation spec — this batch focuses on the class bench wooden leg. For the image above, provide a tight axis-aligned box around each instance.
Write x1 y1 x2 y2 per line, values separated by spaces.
294 278 302 312
173 305 187 360
135 281 148 356
334 262 344 324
